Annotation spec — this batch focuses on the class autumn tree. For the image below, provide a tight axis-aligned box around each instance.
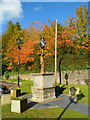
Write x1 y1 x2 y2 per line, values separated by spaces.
58 4 89 56
2 21 15 52
2 4 89 75
73 4 89 54
2 21 15 74
2 21 24 72
7 22 41 72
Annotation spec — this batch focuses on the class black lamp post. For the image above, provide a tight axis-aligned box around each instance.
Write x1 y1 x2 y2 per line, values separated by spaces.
16 38 22 87
39 37 46 73
65 73 68 85
39 37 46 50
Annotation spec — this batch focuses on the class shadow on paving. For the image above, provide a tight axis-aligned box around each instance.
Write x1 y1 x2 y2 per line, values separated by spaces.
15 92 87 118
20 92 27 96
57 94 85 120
27 101 38 109
57 96 77 120
55 85 67 97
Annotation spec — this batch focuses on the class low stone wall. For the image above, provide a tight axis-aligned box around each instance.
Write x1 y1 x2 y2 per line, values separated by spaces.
9 73 34 80
60 69 89 85
8 69 90 85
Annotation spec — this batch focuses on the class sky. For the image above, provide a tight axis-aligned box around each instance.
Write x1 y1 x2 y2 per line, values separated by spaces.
0 0 89 35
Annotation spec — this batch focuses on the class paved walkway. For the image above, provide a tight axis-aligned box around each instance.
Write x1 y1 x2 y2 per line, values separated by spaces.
22 94 90 116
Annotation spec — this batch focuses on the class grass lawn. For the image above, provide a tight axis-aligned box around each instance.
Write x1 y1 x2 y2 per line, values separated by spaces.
20 80 33 94
62 84 88 105
2 79 89 104
2 104 88 119
2 79 33 94
1 79 89 119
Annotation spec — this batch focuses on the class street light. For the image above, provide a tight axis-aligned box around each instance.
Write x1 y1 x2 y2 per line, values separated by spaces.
39 37 46 50
65 73 68 85
39 37 46 73
16 38 22 87
55 19 57 84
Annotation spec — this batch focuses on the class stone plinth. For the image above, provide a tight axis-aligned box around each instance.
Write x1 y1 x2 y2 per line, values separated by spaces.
31 73 56 102
11 89 21 97
31 86 55 102
11 98 27 113
32 73 54 88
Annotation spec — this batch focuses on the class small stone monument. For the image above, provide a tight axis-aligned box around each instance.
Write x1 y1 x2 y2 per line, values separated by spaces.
31 37 56 102
31 73 56 102
69 87 80 95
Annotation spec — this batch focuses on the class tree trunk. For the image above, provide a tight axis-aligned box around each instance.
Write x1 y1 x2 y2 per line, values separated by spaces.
59 57 63 84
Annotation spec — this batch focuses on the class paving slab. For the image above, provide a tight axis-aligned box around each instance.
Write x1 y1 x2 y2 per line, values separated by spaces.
24 94 89 116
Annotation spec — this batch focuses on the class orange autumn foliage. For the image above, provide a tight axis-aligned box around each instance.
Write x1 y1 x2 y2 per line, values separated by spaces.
6 21 89 71
10 40 38 64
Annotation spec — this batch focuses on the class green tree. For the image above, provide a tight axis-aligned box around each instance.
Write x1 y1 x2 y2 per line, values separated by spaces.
2 21 24 73
74 4 88 54
2 21 15 52
2 21 15 74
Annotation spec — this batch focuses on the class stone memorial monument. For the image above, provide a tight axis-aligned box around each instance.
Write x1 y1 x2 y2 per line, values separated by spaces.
31 37 56 102
31 73 56 102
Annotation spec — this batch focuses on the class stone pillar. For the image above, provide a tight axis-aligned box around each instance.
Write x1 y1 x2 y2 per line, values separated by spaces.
31 73 56 102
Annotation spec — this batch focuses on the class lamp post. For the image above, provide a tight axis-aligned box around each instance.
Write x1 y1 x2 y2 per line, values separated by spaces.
39 37 46 73
65 73 68 85
16 38 22 87
55 19 57 84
